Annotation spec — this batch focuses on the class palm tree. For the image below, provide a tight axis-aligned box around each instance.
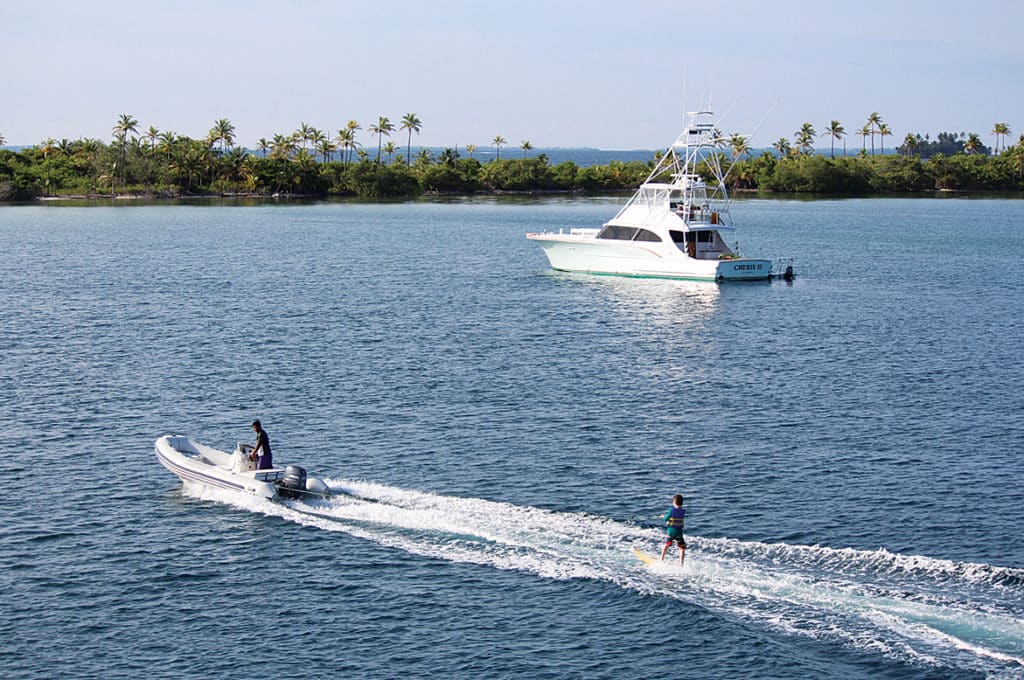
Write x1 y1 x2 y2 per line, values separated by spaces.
257 138 270 158
336 128 356 165
438 148 459 168
878 123 892 155
296 122 314 150
465 144 477 157
520 140 533 158
382 141 397 164
726 133 749 159
343 120 361 164
992 122 1010 153
794 123 816 156
310 128 326 158
210 118 235 152
415 149 433 166
400 113 422 165
901 133 920 158
963 133 983 154
157 131 176 155
113 113 139 143
112 113 139 188
492 135 506 160
0 132 6 147
40 138 56 195
824 120 845 159
866 112 883 155
857 125 871 153
342 119 362 164
317 138 337 163
369 116 394 163
144 126 160 152
772 138 791 158
271 133 294 159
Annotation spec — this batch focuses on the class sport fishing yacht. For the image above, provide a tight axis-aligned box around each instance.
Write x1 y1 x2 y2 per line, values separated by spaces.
527 111 792 282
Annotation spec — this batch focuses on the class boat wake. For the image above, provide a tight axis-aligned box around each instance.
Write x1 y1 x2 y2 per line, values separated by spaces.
182 479 1024 676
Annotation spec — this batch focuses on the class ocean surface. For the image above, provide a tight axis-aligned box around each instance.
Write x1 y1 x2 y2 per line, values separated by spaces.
2 196 1023 679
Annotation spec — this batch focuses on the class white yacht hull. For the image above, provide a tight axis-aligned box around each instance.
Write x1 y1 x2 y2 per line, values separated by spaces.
529 234 772 281
154 435 329 500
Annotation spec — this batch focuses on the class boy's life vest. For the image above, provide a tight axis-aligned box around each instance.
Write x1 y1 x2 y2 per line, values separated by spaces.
666 506 686 528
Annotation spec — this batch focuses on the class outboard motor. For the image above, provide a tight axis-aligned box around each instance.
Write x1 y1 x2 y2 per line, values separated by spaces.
276 465 308 499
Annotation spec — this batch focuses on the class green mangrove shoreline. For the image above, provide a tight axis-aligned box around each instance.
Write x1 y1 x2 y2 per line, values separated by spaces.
4 141 1024 203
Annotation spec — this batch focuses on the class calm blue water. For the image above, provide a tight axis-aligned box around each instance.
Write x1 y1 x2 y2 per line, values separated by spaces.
2 196 1023 679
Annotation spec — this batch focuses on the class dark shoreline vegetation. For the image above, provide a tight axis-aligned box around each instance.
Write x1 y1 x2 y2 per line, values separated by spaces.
2 115 1023 201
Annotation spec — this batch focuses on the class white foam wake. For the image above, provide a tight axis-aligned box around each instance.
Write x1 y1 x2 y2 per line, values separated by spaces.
180 479 1024 677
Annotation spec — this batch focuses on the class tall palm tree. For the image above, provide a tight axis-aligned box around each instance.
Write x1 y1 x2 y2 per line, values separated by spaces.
520 140 533 158
144 126 160 152
794 123 816 156
257 138 270 158
336 128 355 165
343 120 361 164
772 138 791 158
400 113 422 165
825 120 845 159
866 112 883 155
857 125 871 153
113 113 139 143
310 128 326 157
465 144 477 157
210 118 235 151
271 133 293 159
40 138 56 195
342 119 362 164
878 123 892 155
317 138 337 163
992 122 1010 153
112 113 139 188
492 135 506 160
368 116 394 163
295 122 314 150
727 133 749 159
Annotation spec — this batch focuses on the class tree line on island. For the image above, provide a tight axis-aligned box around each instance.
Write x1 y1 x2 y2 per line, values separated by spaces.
0 111 1022 201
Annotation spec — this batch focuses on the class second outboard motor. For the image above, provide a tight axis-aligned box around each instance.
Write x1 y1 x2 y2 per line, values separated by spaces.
277 465 308 498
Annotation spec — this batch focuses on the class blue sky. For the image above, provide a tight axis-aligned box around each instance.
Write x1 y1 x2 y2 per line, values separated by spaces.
2 0 1021 150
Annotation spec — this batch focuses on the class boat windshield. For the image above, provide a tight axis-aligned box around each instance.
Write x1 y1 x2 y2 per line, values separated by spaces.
597 226 662 242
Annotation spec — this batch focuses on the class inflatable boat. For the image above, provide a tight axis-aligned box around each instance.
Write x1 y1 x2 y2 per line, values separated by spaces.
154 434 331 500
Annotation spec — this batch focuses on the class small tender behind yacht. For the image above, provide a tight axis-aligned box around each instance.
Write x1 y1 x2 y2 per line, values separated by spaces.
527 110 794 282
154 434 331 500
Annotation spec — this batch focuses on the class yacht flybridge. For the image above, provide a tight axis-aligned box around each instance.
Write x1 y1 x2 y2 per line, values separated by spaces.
527 111 793 283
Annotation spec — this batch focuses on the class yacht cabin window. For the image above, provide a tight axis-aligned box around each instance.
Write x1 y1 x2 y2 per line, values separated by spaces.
596 226 662 242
